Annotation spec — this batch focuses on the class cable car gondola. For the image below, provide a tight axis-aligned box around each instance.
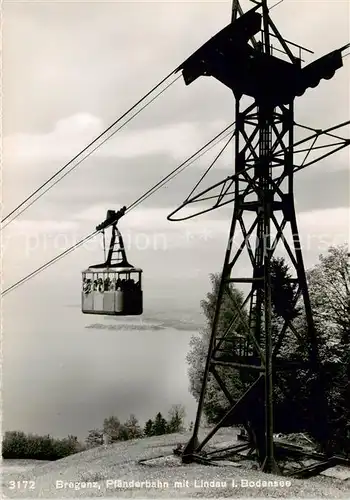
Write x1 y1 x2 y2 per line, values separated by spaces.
82 207 143 316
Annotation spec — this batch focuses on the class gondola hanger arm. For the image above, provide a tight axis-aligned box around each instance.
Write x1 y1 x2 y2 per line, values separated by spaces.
95 206 127 232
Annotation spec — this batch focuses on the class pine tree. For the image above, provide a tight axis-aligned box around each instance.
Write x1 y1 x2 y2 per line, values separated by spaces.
144 419 154 437
167 405 185 433
152 413 167 436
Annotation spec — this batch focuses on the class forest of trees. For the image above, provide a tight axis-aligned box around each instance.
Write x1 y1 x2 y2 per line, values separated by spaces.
186 243 350 456
2 405 189 460
85 404 187 447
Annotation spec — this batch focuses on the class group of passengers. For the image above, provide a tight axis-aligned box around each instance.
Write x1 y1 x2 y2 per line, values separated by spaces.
83 276 140 294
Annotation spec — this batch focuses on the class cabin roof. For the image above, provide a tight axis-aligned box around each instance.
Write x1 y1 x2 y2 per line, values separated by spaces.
82 267 142 273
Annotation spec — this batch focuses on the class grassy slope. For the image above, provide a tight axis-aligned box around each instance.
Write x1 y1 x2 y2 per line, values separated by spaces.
2 429 349 498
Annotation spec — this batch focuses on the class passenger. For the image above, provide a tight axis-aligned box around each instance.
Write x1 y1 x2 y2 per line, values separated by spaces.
97 278 104 292
83 279 92 294
93 279 98 291
110 279 116 291
104 277 111 291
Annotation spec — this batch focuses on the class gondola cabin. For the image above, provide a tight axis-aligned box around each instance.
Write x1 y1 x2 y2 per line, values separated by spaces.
81 207 143 316
82 265 143 315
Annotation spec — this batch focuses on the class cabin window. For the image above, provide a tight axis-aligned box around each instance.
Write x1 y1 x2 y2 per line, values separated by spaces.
82 270 141 293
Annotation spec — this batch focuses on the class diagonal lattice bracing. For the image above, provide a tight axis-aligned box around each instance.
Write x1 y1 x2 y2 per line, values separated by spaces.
178 95 332 473
167 119 349 222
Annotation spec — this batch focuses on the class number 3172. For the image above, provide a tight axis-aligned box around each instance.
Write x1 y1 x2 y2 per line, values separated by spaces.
8 481 36 490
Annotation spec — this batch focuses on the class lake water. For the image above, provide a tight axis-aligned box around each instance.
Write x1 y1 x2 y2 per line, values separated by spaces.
3 298 202 441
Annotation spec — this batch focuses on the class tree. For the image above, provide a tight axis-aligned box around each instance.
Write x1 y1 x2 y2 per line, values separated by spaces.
54 436 82 458
307 243 350 346
144 419 154 437
2 431 29 458
103 416 122 443
85 429 103 448
167 405 186 433
152 412 167 436
117 425 132 441
124 414 143 439
187 273 248 424
306 244 350 454
270 257 301 323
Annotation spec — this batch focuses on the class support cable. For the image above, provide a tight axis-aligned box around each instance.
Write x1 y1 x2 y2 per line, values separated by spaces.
2 71 178 226
128 123 235 211
2 123 234 296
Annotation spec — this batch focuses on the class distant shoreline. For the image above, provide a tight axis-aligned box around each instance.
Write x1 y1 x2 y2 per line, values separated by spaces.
64 303 206 331
85 321 203 332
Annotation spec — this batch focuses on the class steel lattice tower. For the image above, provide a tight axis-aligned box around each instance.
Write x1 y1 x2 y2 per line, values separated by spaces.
168 0 350 476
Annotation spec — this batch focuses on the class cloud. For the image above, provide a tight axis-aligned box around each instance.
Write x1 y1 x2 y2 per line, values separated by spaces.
296 207 349 248
3 0 232 136
4 219 79 236
3 119 348 231
4 112 226 164
4 0 349 137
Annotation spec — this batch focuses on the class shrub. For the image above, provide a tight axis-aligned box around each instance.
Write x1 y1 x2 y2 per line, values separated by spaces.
2 431 83 460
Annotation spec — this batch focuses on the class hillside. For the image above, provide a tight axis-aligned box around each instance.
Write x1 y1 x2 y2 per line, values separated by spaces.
2 429 350 498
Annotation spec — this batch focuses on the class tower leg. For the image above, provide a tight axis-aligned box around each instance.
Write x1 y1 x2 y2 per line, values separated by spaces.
182 197 241 462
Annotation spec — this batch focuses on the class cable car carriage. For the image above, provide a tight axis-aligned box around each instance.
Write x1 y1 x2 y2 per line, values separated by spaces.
82 207 143 315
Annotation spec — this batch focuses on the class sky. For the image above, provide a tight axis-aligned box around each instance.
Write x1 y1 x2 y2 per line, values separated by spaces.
2 0 349 439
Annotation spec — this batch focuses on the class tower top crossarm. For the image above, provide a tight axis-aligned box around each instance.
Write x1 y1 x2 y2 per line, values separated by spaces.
176 0 349 106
